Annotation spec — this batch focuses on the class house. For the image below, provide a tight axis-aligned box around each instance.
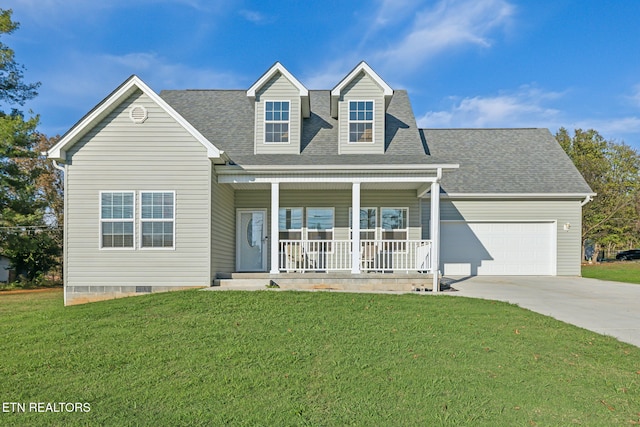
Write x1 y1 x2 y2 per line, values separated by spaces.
48 62 593 305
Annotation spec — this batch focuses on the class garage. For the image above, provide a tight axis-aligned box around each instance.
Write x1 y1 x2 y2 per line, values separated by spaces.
440 221 556 276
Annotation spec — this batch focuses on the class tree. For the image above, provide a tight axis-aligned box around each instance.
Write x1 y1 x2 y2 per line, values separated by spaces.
0 9 60 283
0 9 39 108
557 128 640 260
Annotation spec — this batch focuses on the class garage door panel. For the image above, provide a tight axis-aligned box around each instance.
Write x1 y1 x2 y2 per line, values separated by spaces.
441 222 555 276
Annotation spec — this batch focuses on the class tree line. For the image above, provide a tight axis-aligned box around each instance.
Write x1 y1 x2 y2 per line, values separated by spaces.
0 9 62 285
0 9 638 285
556 128 640 261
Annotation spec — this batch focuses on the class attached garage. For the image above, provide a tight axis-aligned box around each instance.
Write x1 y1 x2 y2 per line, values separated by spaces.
440 221 556 276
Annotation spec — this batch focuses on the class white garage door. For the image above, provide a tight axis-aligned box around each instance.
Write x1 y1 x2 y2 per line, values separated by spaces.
440 222 555 276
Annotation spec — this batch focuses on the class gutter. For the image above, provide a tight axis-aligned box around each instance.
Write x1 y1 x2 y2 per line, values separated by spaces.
216 163 459 174
437 192 597 200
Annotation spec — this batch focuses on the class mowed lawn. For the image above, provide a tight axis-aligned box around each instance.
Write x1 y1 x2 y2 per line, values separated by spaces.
1 289 639 426
582 261 640 284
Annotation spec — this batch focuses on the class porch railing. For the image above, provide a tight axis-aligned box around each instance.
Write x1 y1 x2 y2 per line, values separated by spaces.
278 239 432 273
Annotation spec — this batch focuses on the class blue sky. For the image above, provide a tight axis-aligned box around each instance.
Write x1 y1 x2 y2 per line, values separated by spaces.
4 0 640 150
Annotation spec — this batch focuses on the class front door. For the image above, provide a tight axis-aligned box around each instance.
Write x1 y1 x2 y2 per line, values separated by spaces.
236 209 267 272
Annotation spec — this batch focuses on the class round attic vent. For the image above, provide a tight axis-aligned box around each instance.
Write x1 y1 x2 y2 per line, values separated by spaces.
129 105 148 123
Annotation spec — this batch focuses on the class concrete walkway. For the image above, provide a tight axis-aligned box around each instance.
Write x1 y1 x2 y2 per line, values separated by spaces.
446 276 640 348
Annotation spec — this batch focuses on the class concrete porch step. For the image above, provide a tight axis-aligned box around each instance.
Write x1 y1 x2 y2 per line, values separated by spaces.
212 272 436 292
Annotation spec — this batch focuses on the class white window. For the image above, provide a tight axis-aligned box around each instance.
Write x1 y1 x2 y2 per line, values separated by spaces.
279 207 302 240
350 207 377 240
265 101 289 143
140 192 175 249
381 208 408 250
349 100 373 143
100 192 134 249
306 207 334 253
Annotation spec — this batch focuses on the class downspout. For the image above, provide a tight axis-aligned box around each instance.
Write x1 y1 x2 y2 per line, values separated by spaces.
581 194 594 206
52 159 67 306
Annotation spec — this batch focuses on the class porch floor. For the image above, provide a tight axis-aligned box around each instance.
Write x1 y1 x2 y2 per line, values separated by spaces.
212 272 436 292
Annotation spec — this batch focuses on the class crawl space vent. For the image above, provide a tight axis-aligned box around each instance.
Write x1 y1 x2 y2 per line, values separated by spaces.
129 105 148 124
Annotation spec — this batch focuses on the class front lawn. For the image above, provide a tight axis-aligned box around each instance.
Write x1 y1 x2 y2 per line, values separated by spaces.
582 261 640 284
1 289 639 426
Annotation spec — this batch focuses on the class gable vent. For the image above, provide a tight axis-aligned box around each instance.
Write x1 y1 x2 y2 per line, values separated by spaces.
129 105 148 124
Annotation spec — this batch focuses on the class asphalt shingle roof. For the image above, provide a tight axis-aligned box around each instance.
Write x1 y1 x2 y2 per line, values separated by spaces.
159 89 592 195
421 128 593 194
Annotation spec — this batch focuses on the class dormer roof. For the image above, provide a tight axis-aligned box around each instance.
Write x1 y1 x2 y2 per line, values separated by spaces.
246 62 310 118
330 61 393 118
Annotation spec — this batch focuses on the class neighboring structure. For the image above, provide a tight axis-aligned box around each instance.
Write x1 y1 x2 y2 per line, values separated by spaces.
0 255 11 283
48 62 594 305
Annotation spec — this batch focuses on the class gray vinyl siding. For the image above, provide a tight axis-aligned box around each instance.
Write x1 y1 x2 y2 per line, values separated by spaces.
65 90 211 288
338 73 385 154
235 189 422 267
255 73 301 154
421 198 583 275
211 180 235 275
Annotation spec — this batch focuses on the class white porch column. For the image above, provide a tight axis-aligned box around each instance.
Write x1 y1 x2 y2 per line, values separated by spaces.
430 181 441 292
270 182 280 274
351 181 361 274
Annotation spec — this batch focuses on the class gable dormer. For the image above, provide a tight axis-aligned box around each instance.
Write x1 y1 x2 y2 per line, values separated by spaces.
331 62 393 154
247 62 310 154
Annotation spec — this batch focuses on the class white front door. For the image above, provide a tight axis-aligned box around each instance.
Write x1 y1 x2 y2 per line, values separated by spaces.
236 210 267 272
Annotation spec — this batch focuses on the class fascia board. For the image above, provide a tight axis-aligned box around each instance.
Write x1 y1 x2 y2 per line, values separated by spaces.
435 193 597 199
246 62 310 118
48 75 224 161
246 62 309 98
330 61 393 97
330 61 393 117
218 163 459 173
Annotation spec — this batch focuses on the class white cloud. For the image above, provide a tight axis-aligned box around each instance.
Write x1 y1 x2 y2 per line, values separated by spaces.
372 0 515 71
572 117 640 139
38 52 242 110
417 85 563 128
239 9 268 24
5 0 224 26
629 84 640 107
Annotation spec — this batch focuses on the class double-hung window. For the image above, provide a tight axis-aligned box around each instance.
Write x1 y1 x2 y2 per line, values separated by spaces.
140 192 175 249
381 207 408 250
265 101 289 143
350 207 377 240
307 207 334 252
279 207 302 240
349 101 373 143
100 192 134 248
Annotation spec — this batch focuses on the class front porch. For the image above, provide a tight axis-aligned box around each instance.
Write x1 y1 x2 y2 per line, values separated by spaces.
217 163 458 292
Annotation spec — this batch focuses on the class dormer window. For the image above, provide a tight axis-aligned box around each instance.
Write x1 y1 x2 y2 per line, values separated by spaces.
349 101 373 143
265 101 290 143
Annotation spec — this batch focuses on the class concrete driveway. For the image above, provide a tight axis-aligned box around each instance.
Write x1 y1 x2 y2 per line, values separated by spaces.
446 276 640 348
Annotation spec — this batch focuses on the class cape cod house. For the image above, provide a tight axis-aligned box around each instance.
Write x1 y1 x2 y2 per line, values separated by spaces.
48 62 593 305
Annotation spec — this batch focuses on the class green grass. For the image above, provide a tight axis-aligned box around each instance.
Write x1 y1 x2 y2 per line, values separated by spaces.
582 261 640 284
1 289 639 426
